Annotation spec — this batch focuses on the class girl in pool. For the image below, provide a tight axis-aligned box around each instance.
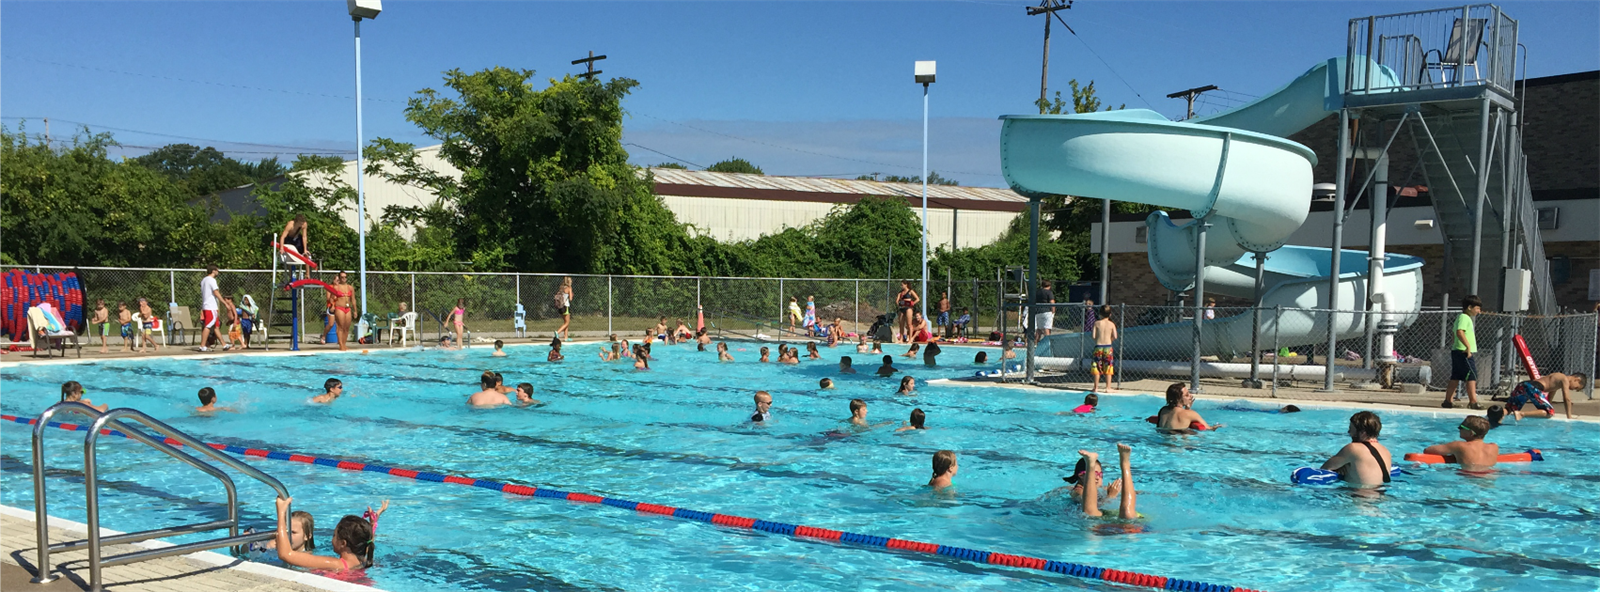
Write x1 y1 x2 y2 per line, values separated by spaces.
897 376 916 395
633 345 650 370
717 342 735 362
451 299 467 349
805 342 821 359
856 335 870 353
1068 444 1139 521
272 497 385 575
900 343 921 359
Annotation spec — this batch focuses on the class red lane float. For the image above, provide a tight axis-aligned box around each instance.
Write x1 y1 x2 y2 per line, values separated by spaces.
1404 449 1544 464
273 242 319 269
284 279 350 297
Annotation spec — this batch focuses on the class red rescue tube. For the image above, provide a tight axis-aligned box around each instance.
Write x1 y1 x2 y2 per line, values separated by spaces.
284 279 350 297
1404 449 1543 464
273 242 319 269
1513 335 1540 380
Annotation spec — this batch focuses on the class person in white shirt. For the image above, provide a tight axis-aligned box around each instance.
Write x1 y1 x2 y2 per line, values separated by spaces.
199 265 232 352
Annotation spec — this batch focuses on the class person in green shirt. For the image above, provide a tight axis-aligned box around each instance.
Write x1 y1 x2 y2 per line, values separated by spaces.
1443 295 1483 409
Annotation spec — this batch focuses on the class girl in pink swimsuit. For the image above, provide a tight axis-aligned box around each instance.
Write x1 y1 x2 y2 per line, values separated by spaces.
271 496 385 581
452 299 467 348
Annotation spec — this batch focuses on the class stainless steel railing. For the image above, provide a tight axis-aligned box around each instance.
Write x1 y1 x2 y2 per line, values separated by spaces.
30 402 290 592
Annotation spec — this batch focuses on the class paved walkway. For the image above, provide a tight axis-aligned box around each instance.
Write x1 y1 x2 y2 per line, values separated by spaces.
0 507 377 592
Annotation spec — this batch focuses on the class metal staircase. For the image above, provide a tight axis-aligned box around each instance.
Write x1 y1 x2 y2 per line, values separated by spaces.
30 402 290 592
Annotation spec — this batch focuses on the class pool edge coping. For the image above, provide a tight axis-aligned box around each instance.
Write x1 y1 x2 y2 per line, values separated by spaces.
0 505 387 592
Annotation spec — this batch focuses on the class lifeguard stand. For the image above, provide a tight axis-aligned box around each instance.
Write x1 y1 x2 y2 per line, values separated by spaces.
264 236 313 351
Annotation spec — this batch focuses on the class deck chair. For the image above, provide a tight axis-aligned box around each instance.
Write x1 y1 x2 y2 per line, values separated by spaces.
167 304 192 346
514 303 527 338
27 306 80 358
1426 17 1486 85
390 311 418 347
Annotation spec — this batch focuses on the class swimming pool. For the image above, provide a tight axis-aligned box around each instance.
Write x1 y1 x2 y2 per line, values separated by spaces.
3 343 1597 592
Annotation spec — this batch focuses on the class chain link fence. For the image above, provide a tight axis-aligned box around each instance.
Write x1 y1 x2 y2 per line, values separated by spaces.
5 265 1037 347
1033 303 1597 402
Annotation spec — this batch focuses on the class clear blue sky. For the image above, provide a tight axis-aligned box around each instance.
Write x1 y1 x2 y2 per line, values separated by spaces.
4 1 1596 187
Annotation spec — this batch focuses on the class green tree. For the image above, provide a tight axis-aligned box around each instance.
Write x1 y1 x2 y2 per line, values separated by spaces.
367 68 730 275
706 157 763 175
1036 79 1125 115
651 162 688 170
854 172 959 186
132 143 285 199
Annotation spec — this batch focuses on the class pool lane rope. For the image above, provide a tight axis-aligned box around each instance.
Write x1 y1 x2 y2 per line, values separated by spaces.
5 414 1263 592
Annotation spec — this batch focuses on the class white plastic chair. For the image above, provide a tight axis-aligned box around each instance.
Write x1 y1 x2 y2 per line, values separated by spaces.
514 303 527 338
390 311 418 347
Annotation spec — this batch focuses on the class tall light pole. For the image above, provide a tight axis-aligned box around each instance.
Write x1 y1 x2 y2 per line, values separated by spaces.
915 61 935 324
349 0 381 320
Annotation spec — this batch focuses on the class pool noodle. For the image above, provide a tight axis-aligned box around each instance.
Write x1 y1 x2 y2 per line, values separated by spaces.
1403 449 1543 464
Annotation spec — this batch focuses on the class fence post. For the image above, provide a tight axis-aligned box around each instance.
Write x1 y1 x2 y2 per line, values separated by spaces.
1587 312 1597 401
1272 306 1281 398
515 274 521 307
854 279 860 330
1116 303 1125 390
169 271 176 305
778 278 784 334
409 273 416 320
607 275 613 335
696 277 702 309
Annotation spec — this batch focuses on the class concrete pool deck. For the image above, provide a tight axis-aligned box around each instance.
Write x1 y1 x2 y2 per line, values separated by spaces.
0 506 382 592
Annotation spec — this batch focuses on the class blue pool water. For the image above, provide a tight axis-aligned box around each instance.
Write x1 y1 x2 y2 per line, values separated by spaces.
3 343 1598 592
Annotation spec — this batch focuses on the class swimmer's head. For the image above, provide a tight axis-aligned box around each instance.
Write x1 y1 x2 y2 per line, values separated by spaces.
516 383 534 403
931 450 957 478
494 372 505 386
198 387 216 406
1458 416 1489 441
1486 405 1505 428
289 510 316 551
882 355 893 365
899 376 915 392
1165 383 1188 407
909 408 926 428
754 391 772 413
549 336 562 350
61 381 84 402
480 373 497 390
1064 456 1100 487
1347 411 1382 442
820 378 834 389
1082 393 1098 407
849 399 865 417
494 339 504 351
1282 405 1301 413
323 378 343 397
975 351 988 364
760 346 770 356
908 344 920 354
332 515 376 569
840 356 853 368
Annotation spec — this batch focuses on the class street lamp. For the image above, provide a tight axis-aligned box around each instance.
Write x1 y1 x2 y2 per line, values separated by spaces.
915 60 935 325
349 0 379 326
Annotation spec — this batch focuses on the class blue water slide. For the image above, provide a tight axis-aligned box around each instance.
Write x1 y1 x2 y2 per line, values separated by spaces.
998 58 1419 359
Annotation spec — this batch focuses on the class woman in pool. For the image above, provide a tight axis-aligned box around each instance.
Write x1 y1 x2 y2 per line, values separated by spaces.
897 376 916 395
272 497 384 575
1069 444 1139 521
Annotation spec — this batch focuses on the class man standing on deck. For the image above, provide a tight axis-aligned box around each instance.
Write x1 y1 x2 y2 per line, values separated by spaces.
199 265 232 352
1034 280 1056 337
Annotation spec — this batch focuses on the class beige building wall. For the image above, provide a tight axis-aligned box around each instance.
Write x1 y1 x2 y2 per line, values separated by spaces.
661 194 1018 249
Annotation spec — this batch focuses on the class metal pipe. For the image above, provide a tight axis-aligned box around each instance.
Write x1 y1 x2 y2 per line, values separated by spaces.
1366 151 1391 370
1272 305 1282 397
1100 198 1110 304
1469 98 1492 301
1026 198 1041 384
49 520 241 552
920 83 931 326
354 18 369 319
1191 215 1211 392
1249 252 1266 388
1324 109 1351 392
1115 303 1124 390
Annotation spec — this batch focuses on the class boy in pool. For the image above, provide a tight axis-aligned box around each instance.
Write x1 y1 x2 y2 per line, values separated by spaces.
548 337 565 362
922 342 941 367
895 408 927 432
312 379 343 404
928 450 957 490
492 340 507 357
759 346 771 363
195 387 237 413
820 378 834 389
1485 405 1505 429
467 373 511 407
848 399 868 426
751 391 772 423
1318 411 1394 487
876 355 898 377
515 383 540 405
839 356 857 374
1421 416 1498 471
1154 383 1221 432
1071 444 1139 520
61 381 108 412
1505 372 1587 420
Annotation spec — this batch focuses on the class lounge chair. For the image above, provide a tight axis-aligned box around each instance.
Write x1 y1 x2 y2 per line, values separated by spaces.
27 306 80 358
1425 17 1487 85
167 304 192 346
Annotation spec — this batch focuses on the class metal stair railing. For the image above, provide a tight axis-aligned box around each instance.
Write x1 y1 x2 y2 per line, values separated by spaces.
31 402 290 592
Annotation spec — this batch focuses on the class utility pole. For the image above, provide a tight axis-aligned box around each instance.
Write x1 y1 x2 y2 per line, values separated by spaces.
572 51 607 80
1027 0 1072 111
1166 85 1218 120
43 117 49 145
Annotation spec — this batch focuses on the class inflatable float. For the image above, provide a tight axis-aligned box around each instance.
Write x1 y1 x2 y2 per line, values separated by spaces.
1403 449 1543 464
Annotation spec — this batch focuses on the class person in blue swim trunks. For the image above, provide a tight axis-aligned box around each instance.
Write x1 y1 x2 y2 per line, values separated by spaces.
1507 372 1587 420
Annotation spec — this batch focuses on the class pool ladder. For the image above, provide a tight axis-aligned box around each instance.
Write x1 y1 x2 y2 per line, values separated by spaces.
29 402 291 592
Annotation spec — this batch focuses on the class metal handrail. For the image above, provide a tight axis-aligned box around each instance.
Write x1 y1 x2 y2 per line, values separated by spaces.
30 403 288 592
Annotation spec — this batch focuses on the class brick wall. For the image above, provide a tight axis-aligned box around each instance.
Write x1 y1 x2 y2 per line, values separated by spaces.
1520 75 1600 194
1545 241 1600 312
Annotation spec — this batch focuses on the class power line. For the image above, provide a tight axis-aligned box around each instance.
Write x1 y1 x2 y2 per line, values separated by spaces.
622 142 705 169
1049 10 1156 110
0 116 356 153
